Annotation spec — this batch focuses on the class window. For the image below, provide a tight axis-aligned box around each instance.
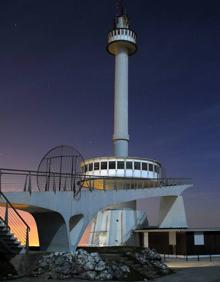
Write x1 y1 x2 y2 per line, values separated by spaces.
155 166 159 173
134 162 140 170
117 161 124 169
194 232 204 245
94 162 99 170
109 161 115 169
89 163 93 171
142 163 148 171
149 164 153 171
126 161 132 169
101 162 107 170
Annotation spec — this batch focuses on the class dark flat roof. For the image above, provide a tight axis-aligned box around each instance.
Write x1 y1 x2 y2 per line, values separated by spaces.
135 227 220 233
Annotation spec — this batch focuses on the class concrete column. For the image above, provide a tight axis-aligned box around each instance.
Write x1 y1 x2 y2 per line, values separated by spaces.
113 47 129 157
169 231 177 255
69 215 89 251
33 212 69 252
144 232 149 248
158 196 188 228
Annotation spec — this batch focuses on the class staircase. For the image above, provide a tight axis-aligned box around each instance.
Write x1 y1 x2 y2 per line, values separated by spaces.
0 191 30 258
0 217 23 257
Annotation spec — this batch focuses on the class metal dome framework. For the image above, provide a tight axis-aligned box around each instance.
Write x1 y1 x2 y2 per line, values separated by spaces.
37 145 85 198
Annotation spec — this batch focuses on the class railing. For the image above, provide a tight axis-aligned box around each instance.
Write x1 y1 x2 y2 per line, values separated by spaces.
0 191 30 250
162 253 217 262
0 168 84 197
0 168 192 193
81 176 192 191
122 212 147 244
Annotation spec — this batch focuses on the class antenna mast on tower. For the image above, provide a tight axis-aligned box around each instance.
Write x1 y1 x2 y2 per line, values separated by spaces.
115 0 125 17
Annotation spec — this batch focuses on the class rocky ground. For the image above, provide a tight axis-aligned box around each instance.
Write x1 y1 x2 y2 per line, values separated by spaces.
30 248 171 280
4 255 220 282
0 248 172 280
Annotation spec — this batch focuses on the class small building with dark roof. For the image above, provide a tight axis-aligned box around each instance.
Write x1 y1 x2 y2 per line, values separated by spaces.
135 227 220 256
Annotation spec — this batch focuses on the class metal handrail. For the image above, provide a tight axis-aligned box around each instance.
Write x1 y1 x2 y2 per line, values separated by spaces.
0 215 11 231
81 176 192 190
0 167 84 196
0 167 84 177
0 167 192 193
0 192 30 232
0 191 30 250
82 176 192 182
122 213 146 244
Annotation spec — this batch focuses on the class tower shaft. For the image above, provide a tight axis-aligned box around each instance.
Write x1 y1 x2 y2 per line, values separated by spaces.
107 12 137 157
113 47 129 157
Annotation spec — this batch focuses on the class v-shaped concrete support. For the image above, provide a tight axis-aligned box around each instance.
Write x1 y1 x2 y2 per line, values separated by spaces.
158 196 188 228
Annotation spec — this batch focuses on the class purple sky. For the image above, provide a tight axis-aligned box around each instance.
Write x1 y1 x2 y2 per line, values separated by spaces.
0 0 220 227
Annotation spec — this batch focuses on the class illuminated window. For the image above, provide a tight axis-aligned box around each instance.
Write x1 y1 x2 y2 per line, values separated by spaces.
117 161 124 169
134 162 140 170
149 164 153 171
94 162 99 170
126 161 132 169
142 163 148 171
101 162 107 170
109 161 115 169
89 163 93 171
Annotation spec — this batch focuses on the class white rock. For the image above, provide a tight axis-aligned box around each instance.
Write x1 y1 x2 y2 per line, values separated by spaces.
95 261 106 271
84 261 95 271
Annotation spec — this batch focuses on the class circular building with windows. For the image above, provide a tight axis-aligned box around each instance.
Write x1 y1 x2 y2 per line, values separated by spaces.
82 157 161 179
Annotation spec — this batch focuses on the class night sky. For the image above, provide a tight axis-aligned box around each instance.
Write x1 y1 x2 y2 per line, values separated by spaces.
0 0 220 227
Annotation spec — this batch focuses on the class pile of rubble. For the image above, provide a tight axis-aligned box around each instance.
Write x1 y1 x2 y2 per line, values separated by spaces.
32 249 130 280
32 248 171 280
127 248 171 278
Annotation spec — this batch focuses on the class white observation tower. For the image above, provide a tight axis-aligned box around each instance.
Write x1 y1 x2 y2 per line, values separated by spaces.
107 2 137 157
81 0 189 247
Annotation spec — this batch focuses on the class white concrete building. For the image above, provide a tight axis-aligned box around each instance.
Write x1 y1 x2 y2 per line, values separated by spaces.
0 1 192 253
82 3 190 246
